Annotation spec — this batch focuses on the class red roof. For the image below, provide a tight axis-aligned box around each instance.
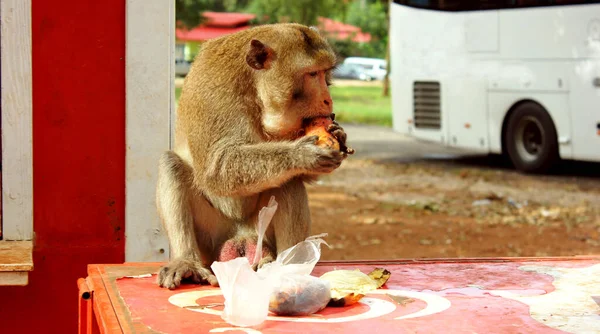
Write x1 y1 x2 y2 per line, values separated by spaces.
202 11 256 27
176 25 252 42
176 12 256 42
317 17 371 43
176 13 371 44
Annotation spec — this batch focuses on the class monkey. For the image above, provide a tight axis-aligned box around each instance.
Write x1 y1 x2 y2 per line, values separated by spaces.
156 23 352 290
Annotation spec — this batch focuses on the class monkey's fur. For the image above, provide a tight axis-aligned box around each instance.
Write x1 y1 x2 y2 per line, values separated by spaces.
156 23 350 289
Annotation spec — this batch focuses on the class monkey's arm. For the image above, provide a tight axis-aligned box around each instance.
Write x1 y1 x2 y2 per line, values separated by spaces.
200 137 342 197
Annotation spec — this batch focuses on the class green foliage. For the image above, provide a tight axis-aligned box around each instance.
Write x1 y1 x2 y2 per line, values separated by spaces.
175 0 390 61
328 38 383 60
176 0 250 28
325 1 352 22
347 0 388 39
222 0 253 11
176 0 212 28
343 0 389 59
245 0 338 26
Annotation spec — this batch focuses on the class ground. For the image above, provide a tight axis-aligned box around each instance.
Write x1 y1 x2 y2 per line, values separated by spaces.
310 124 600 261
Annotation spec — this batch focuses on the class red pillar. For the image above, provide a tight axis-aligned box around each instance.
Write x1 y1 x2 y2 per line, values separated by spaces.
0 1 126 332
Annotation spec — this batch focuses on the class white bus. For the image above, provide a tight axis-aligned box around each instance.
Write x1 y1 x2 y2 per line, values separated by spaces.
389 0 600 173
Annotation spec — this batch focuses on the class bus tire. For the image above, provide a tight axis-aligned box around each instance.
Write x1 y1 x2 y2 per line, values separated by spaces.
504 102 559 173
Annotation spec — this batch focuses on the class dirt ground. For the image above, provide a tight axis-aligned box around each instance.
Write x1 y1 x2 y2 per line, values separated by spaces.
309 156 600 261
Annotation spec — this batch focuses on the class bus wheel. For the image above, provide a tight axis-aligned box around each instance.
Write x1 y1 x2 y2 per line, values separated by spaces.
504 102 559 173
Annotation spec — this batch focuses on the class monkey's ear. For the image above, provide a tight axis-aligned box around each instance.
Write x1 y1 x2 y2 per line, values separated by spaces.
246 39 274 70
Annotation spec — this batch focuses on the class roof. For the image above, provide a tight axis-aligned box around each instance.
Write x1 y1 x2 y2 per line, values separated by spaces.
176 12 372 44
176 25 252 42
202 11 256 27
176 12 256 42
317 17 372 43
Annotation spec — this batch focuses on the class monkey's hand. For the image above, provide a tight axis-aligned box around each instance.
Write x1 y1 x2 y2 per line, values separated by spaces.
157 258 219 289
327 115 355 155
296 135 345 174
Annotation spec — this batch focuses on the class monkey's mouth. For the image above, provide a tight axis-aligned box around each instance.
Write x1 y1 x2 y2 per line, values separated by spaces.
301 113 335 126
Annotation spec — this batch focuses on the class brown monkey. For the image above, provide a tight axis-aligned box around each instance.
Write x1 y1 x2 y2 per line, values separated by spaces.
156 23 351 289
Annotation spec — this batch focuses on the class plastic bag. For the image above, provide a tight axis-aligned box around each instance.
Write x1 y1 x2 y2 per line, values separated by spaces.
211 257 271 327
268 274 331 316
211 196 330 327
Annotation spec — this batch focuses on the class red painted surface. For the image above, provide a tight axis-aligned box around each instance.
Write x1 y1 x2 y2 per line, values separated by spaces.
84 258 600 333
0 1 126 333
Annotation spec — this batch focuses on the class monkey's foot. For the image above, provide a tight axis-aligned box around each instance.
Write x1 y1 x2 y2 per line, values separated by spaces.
157 258 218 289
218 239 274 268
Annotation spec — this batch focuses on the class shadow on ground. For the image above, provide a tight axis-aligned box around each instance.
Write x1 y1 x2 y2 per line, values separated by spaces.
379 153 600 180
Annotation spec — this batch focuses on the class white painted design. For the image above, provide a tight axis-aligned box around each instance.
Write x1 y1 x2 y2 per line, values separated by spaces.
489 264 600 334
168 288 451 323
368 290 452 320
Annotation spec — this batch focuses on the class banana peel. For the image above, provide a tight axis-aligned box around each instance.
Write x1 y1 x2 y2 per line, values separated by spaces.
319 268 391 307
367 267 392 288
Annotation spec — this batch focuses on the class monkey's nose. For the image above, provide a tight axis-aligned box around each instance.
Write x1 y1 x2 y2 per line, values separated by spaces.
323 98 331 106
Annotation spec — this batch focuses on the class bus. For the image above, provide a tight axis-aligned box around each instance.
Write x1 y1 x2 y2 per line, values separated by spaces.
389 0 600 173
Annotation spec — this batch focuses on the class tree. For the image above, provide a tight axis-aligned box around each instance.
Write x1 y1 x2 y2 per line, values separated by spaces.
176 0 214 29
382 0 391 97
176 0 249 29
345 0 388 58
246 0 340 26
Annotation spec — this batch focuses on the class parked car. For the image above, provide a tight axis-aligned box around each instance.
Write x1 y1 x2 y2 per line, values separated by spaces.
175 59 191 77
343 57 387 81
333 63 374 81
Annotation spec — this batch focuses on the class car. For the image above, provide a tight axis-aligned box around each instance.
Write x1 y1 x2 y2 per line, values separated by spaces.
175 59 191 77
333 63 373 81
343 57 387 81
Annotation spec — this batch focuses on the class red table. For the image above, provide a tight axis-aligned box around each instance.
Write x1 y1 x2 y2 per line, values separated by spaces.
78 257 600 333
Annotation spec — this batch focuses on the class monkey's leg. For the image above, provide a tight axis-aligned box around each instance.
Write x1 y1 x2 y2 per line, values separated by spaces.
156 151 219 289
259 177 311 262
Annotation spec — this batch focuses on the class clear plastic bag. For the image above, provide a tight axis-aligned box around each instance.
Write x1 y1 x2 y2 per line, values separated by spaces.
211 196 330 327
211 257 271 327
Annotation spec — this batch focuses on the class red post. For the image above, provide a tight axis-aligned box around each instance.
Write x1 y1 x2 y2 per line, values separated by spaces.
0 1 126 332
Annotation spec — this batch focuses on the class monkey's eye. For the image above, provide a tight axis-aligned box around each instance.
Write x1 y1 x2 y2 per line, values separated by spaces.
309 71 318 77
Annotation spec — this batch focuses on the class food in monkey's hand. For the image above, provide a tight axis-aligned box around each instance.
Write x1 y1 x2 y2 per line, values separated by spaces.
268 274 331 316
319 268 390 307
303 115 355 155
304 116 340 151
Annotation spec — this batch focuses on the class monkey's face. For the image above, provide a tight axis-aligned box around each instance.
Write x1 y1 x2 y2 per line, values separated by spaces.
246 25 337 139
